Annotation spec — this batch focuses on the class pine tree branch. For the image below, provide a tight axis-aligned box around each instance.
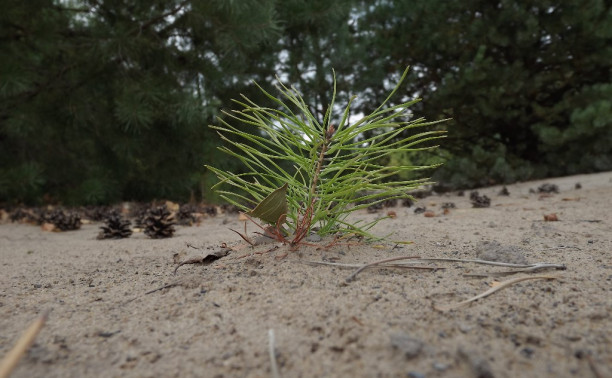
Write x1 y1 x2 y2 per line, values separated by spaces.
137 1 189 36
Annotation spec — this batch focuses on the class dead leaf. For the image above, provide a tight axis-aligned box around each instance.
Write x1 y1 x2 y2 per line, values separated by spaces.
424 211 436 217
174 249 231 274
436 275 558 311
247 183 288 224
543 213 559 221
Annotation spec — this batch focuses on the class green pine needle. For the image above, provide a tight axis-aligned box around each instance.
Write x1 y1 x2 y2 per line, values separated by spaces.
206 67 448 238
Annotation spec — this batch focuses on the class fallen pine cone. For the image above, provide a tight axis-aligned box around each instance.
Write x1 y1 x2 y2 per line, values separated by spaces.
538 183 559 194
39 209 81 231
144 205 176 238
97 211 132 239
470 191 491 208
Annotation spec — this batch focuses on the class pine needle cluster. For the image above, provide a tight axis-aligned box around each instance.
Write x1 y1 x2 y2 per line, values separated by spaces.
207 67 447 238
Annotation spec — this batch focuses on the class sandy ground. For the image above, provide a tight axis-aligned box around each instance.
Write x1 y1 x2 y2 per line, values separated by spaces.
1 172 611 378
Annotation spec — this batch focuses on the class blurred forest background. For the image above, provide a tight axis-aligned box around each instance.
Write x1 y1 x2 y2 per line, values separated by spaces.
1 0 610 205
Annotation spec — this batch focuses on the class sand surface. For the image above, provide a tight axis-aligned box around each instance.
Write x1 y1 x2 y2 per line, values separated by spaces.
1 172 611 378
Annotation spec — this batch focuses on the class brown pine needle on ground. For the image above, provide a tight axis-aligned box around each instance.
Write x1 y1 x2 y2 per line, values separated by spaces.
0 311 49 378
435 275 558 311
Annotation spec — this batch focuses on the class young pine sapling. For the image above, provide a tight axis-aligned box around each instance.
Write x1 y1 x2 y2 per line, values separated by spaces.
206 67 447 243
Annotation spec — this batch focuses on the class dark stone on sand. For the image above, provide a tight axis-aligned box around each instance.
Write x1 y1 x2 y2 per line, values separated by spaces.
414 207 426 214
390 333 423 359
538 183 559 193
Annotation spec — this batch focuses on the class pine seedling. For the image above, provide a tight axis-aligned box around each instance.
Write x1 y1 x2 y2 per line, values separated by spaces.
206 67 447 241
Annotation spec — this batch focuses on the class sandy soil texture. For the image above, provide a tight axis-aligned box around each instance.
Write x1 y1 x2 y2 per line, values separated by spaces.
1 172 611 378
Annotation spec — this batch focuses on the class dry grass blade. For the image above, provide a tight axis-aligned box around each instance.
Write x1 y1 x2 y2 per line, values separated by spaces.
268 329 281 378
229 228 255 246
463 263 567 277
435 275 558 311
301 260 439 271
0 311 49 378
415 257 563 269
345 256 420 282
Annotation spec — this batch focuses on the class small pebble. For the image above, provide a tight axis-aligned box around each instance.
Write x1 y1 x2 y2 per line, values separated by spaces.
408 372 425 378
390 333 423 359
433 362 447 371
521 347 535 358
305 234 322 243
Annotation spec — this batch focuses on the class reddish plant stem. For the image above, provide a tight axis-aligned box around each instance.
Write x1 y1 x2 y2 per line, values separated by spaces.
294 124 334 245
309 124 334 198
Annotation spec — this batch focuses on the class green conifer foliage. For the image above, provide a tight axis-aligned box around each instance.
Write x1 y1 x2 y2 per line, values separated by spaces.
0 0 280 204
357 0 612 187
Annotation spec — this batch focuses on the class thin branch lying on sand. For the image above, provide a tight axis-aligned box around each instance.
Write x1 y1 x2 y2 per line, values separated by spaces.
0 311 49 378
414 258 566 277
345 256 421 282
144 282 181 295
463 263 567 277
301 260 440 271
435 275 558 311
302 255 565 283
414 257 566 270
121 281 183 306
268 329 280 378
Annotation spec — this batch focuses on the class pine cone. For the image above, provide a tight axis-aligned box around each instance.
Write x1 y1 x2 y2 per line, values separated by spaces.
367 202 384 213
131 203 151 228
144 205 176 238
402 197 414 208
41 209 82 231
202 205 217 217
97 211 132 239
220 203 239 214
383 198 397 207
537 183 559 193
470 191 491 208
176 204 198 226
10 207 38 224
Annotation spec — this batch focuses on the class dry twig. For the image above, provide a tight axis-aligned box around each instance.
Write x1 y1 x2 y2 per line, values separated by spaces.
301 260 439 271
345 256 421 282
0 311 49 378
268 329 281 378
435 275 557 311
